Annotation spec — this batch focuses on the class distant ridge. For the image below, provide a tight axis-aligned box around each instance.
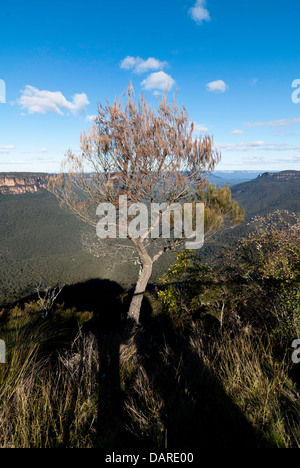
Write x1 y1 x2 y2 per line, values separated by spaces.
208 170 272 187
257 170 300 181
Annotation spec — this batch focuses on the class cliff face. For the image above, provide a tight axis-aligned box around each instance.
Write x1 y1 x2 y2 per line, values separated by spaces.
258 171 300 181
0 173 48 194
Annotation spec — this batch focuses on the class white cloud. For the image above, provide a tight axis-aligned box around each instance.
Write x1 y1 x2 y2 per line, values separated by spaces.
189 0 211 24
243 154 300 165
86 114 97 122
0 145 15 154
136 58 168 74
0 160 32 165
217 141 300 152
0 157 58 166
246 117 300 128
120 56 168 74
17 85 89 115
206 80 228 93
231 129 244 135
120 56 139 70
141 71 175 92
272 130 298 137
193 123 208 133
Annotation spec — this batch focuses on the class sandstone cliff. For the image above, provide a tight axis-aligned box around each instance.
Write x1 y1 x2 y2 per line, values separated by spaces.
258 171 300 181
0 173 48 194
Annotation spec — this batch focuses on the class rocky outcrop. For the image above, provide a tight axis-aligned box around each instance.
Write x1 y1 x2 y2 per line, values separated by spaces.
0 173 48 194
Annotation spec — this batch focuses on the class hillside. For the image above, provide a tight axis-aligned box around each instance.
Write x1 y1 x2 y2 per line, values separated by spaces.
199 171 300 261
0 191 141 305
231 170 300 219
0 191 172 306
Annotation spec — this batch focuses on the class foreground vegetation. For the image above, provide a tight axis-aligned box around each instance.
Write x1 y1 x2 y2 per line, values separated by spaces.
0 211 299 448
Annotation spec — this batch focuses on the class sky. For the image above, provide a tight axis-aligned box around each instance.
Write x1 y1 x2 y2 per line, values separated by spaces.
0 0 300 173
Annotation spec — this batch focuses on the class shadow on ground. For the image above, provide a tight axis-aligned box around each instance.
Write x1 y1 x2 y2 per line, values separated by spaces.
9 278 266 448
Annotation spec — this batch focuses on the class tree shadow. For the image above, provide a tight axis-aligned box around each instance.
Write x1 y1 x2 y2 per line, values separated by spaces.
38 279 270 448
4 279 270 448
4 278 129 447
59 279 125 327
131 314 267 449
57 279 128 447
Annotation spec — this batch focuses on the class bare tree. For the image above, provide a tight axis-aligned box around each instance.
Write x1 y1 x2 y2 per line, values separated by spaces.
35 283 65 318
49 86 224 324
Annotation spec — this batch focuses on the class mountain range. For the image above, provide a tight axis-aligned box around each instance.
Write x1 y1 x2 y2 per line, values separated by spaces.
0 170 271 195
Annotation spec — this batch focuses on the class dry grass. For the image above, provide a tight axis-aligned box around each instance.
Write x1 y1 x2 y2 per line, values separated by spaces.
120 336 165 446
0 312 298 448
0 326 99 448
190 326 300 448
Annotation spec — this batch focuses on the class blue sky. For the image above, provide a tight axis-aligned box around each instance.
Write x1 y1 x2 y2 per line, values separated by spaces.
1 0 300 172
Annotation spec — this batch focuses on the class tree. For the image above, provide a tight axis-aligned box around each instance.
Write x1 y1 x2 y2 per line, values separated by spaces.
235 211 300 336
49 86 239 325
159 211 299 336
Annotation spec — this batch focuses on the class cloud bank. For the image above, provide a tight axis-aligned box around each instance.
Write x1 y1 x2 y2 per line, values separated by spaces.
217 141 300 152
0 145 15 154
246 117 300 128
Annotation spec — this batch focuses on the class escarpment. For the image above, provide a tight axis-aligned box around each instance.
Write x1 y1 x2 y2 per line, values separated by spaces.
0 173 48 194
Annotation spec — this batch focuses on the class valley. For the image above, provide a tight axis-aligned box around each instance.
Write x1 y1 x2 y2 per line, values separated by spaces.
0 170 299 306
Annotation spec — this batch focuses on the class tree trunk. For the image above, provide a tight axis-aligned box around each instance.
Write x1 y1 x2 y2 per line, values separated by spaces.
127 240 153 324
